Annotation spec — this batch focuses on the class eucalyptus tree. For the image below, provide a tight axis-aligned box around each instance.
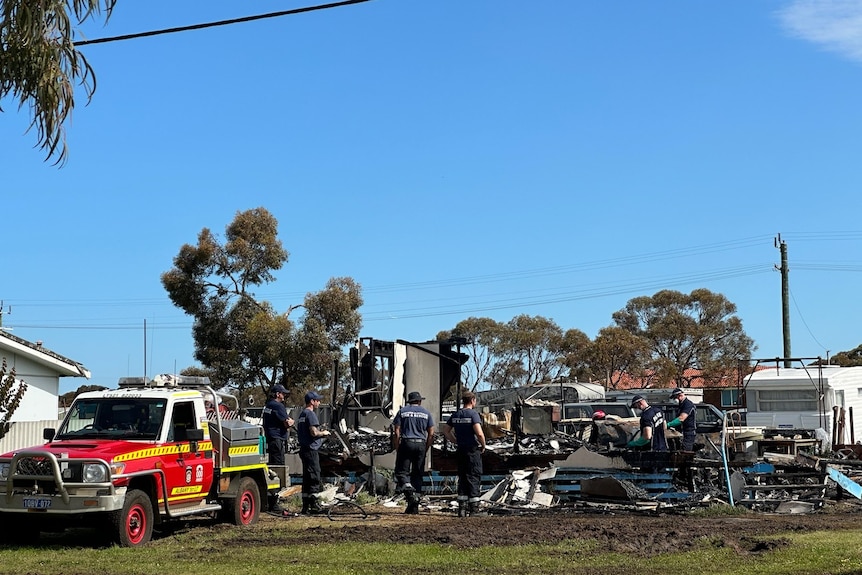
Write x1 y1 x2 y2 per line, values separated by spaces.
585 326 651 389
612 288 754 388
437 317 504 392
162 207 363 403
487 315 567 388
557 327 593 382
829 345 862 367
0 0 115 164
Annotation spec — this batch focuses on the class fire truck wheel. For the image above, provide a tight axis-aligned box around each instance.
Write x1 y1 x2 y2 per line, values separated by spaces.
226 476 260 526
111 489 154 547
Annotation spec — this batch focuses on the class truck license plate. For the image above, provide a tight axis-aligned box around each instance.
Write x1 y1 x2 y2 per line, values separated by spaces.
23 497 52 509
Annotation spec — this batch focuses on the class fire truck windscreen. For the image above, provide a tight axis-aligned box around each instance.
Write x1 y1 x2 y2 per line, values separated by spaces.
55 399 167 440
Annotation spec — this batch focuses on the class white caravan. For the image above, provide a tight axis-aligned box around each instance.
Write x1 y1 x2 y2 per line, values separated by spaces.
743 365 862 445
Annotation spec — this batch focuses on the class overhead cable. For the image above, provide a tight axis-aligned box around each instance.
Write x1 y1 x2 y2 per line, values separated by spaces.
74 0 374 46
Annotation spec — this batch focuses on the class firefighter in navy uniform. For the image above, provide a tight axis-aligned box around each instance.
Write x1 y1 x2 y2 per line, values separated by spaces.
262 384 294 466
442 391 487 517
297 391 331 514
262 383 294 513
627 395 668 451
392 391 436 514
667 388 697 451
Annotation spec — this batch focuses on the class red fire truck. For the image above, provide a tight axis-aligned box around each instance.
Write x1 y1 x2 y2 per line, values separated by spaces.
0 374 280 546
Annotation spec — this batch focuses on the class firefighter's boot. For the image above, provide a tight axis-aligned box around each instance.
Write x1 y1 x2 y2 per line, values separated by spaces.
404 495 420 515
404 488 419 514
307 497 324 515
467 501 486 517
457 500 467 518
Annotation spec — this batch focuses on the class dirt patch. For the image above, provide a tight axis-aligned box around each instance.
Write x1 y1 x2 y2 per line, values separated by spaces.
258 501 862 556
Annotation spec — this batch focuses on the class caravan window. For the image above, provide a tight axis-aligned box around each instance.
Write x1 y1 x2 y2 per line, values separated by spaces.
756 389 818 411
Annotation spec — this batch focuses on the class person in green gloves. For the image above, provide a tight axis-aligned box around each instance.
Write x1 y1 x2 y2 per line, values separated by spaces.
626 395 667 452
667 388 697 451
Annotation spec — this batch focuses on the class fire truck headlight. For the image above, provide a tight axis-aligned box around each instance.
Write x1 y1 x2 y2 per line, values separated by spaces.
83 463 108 483
0 463 9 480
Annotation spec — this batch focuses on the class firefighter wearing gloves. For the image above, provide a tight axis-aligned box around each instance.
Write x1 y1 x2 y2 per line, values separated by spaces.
297 390 330 514
626 395 668 452
393 391 436 514
667 388 697 451
442 391 487 517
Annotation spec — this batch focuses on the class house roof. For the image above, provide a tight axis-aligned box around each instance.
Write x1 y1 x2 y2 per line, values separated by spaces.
610 367 746 390
0 330 90 378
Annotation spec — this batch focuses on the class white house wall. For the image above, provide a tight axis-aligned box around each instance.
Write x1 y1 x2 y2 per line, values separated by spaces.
4 355 63 421
1 332 89 423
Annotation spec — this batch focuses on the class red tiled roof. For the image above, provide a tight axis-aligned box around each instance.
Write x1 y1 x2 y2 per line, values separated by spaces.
607 367 755 390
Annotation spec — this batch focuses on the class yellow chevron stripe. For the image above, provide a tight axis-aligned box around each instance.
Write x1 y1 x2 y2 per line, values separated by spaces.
113 441 214 462
228 445 260 456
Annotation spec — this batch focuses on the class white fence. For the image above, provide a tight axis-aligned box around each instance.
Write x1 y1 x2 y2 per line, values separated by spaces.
0 420 62 454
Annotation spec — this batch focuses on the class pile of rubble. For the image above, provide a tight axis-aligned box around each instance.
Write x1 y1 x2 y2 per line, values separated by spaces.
274 401 862 515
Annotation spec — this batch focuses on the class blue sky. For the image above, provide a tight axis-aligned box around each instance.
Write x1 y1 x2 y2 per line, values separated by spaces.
2 0 862 394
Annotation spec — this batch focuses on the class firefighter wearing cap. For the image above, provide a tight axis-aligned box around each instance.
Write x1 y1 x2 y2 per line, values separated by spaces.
667 388 697 451
297 390 330 514
392 391 436 514
263 384 294 468
627 395 668 452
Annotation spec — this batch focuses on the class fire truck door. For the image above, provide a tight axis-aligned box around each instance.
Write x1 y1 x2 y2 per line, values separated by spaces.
165 400 214 505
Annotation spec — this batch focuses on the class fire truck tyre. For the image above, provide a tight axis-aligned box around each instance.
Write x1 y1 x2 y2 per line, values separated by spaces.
111 489 154 547
226 476 260 526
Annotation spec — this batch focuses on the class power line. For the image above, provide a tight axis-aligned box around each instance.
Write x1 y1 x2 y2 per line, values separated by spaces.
8 264 775 330
363 265 774 321
9 234 859 309
73 0 374 47
4 233 860 328
359 235 774 294
3 237 774 308
789 287 829 353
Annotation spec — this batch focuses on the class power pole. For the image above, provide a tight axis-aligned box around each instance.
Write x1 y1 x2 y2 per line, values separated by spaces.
774 234 791 367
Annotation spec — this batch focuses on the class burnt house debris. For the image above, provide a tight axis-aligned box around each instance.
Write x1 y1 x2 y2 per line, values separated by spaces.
275 342 862 514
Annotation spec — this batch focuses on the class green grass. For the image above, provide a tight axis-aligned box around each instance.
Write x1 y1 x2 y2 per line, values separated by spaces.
2 521 862 575
688 501 752 517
